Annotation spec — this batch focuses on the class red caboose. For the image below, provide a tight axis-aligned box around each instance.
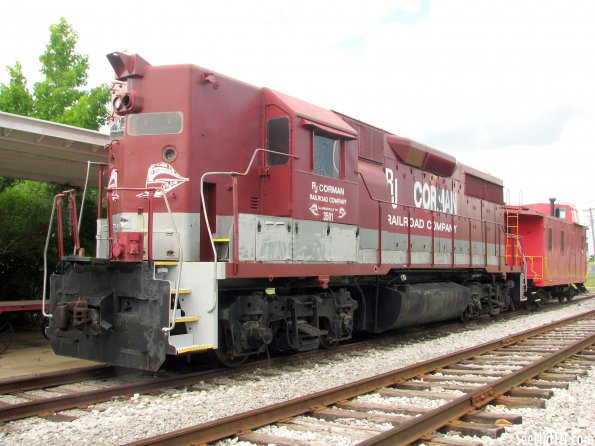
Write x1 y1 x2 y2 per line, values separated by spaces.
506 200 588 306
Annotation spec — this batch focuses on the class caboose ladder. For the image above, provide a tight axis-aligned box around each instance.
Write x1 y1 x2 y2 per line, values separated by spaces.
154 261 212 354
504 209 528 298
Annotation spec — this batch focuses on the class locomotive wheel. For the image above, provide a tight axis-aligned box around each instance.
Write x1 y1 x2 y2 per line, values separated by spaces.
525 294 539 311
319 336 339 349
459 309 470 324
0 317 14 355
208 326 248 367
535 293 544 308
319 320 339 350
208 348 248 368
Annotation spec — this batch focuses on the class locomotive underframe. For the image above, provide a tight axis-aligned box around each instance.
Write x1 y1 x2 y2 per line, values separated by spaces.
47 255 518 370
198 268 517 365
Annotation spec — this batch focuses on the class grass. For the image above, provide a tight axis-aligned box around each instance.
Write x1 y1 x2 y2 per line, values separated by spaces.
587 261 595 289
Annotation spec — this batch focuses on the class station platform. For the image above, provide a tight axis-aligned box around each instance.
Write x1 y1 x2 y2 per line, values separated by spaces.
0 330 101 380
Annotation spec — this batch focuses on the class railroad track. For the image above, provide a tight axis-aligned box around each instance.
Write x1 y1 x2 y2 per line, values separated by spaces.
0 365 116 394
124 308 595 446
0 294 592 426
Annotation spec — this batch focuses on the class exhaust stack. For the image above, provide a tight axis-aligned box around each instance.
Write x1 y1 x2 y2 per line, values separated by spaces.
549 198 556 217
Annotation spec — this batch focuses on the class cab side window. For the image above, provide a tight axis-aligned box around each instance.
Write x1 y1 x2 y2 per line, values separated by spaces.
266 117 290 166
314 133 341 178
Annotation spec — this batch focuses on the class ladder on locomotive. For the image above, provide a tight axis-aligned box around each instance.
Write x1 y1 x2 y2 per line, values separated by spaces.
154 261 211 355
505 210 520 263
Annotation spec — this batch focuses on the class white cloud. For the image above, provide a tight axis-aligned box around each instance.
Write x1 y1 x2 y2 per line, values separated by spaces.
1 0 594 222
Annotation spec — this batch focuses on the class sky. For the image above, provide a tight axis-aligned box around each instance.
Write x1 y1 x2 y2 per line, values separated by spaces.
1 0 594 237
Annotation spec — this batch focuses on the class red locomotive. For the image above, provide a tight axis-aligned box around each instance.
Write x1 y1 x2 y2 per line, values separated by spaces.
44 53 589 370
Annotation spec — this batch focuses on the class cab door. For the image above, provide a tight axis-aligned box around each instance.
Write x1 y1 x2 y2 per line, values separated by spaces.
262 105 292 216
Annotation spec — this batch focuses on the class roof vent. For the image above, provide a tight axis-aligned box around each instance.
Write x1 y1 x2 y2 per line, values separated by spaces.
387 135 456 177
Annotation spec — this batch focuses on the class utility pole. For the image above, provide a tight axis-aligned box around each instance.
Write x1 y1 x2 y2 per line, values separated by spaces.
587 208 595 259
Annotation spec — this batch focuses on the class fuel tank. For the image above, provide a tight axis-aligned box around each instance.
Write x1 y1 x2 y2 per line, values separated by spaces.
374 282 470 332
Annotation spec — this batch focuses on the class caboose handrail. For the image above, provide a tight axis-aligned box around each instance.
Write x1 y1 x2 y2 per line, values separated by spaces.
200 147 298 314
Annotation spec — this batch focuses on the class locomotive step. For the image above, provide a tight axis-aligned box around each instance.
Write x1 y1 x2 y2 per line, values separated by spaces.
169 309 199 324
175 344 213 355
169 316 200 323
170 289 192 295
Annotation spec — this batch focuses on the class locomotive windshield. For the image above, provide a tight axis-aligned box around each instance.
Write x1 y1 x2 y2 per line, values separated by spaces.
128 112 183 136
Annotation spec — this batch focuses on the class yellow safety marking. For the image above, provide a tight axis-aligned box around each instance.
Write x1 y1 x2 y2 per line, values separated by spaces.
170 289 192 295
176 344 213 354
213 238 230 243
169 316 200 323
154 261 178 266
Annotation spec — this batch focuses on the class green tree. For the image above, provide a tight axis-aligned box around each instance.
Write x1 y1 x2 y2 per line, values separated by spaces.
0 17 110 130
0 18 109 302
0 62 34 116
0 181 56 298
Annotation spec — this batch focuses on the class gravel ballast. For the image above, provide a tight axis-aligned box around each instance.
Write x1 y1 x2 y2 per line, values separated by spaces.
0 298 593 446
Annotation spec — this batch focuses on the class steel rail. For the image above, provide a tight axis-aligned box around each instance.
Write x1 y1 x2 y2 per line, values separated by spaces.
356 326 595 445
1 297 591 425
0 318 472 423
126 308 595 446
0 306 537 423
0 367 234 423
0 365 114 394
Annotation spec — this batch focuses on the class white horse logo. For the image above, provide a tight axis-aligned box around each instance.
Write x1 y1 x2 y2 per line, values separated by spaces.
137 163 189 198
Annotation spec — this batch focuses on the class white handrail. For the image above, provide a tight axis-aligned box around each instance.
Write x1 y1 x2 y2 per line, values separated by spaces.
160 190 184 333
77 161 107 245
41 196 60 318
201 147 298 314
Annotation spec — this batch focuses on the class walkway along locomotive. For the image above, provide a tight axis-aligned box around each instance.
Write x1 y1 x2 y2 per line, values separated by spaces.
44 53 589 370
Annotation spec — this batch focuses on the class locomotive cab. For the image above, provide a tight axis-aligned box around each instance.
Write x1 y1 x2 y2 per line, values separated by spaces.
256 89 360 263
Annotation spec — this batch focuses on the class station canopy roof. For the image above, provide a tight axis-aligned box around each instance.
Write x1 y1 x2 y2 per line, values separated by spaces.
0 111 109 187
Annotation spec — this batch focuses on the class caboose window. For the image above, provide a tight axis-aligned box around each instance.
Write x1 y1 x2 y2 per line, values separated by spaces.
555 207 566 219
266 117 290 166
561 231 565 251
548 228 553 251
314 133 341 178
128 112 183 136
